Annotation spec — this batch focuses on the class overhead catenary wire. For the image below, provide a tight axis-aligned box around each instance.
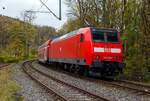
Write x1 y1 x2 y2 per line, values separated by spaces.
25 0 62 20
37 0 48 11
39 0 61 20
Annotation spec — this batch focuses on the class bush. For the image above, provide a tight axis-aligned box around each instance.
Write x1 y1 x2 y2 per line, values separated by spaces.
2 56 20 63
0 56 4 62
118 69 150 83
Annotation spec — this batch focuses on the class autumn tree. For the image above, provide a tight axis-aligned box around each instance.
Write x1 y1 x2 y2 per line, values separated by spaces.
66 0 104 27
140 0 150 72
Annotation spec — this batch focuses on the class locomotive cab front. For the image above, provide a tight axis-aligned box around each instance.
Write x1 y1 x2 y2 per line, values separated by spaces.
90 28 125 77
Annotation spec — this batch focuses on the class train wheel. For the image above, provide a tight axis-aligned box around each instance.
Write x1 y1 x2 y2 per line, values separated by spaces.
64 64 68 70
74 65 80 74
69 64 73 73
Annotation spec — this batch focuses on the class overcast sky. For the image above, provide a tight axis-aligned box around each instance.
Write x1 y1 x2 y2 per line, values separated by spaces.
0 0 68 29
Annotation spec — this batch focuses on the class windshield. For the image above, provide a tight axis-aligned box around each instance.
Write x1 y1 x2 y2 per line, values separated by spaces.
91 30 105 42
91 28 120 43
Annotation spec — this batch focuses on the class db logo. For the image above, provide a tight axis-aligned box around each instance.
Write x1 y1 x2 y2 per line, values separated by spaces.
105 48 110 52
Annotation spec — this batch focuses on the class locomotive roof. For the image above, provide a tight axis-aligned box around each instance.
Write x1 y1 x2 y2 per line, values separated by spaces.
52 29 79 44
90 27 119 31
51 27 119 44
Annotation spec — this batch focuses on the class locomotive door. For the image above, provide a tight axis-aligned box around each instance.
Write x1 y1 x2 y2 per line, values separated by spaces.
49 46 51 62
75 34 81 60
78 33 84 59
75 35 80 60
44 47 47 61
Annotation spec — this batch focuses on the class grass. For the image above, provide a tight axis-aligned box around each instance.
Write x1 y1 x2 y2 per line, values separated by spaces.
0 65 23 101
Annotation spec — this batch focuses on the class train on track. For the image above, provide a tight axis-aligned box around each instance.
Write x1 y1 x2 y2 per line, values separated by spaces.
38 27 125 77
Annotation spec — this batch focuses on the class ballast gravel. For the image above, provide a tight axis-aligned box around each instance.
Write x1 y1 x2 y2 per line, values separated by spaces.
33 61 150 101
29 67 99 101
12 63 58 101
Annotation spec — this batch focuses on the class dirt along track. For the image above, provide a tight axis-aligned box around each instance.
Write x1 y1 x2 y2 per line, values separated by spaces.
22 60 110 101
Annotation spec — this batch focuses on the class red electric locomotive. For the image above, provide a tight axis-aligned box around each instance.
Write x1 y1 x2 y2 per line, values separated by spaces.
39 27 125 77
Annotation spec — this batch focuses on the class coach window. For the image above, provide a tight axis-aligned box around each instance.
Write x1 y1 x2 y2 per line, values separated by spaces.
80 33 84 42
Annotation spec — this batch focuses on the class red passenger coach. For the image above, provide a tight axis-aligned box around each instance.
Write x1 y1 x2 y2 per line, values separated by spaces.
39 27 125 77
38 40 52 63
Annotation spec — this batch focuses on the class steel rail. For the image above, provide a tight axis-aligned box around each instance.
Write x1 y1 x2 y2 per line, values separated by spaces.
79 74 150 96
119 80 150 89
105 81 150 96
0 64 9 70
80 75 150 96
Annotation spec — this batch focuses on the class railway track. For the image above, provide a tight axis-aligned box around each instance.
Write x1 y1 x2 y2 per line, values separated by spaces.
94 79 150 97
80 73 150 97
85 76 150 97
80 74 150 97
22 60 110 101
114 79 150 95
0 63 9 70
36 61 150 98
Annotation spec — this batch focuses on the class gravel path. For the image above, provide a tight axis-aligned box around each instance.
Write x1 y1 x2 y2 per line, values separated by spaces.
33 61 150 101
12 62 57 101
